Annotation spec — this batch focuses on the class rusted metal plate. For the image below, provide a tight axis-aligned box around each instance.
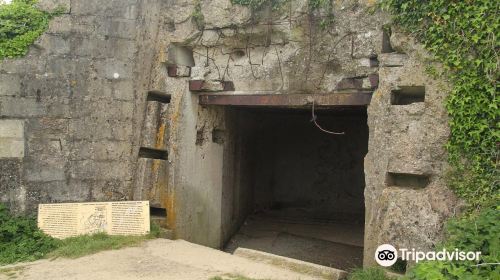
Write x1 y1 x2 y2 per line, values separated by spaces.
199 92 372 107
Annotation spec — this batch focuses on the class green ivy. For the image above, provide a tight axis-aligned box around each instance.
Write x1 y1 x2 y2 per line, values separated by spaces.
0 0 58 59
405 207 500 279
380 0 499 210
308 0 334 29
0 203 60 264
192 0 205 30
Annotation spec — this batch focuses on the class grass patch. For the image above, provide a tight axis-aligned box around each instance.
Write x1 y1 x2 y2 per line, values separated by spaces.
0 204 59 265
347 267 395 280
46 231 157 259
0 203 161 265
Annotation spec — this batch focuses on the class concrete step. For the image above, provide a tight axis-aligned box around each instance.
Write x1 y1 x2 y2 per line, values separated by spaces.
233 247 347 280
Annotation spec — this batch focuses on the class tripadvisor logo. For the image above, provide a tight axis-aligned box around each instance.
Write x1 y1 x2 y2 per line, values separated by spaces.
375 244 481 266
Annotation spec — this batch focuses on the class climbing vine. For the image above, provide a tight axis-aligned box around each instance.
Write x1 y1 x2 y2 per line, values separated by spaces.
381 0 499 211
0 0 59 59
192 0 205 30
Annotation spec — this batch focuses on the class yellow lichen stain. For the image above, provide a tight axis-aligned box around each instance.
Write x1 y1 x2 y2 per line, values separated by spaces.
151 159 161 174
163 191 176 230
155 123 166 149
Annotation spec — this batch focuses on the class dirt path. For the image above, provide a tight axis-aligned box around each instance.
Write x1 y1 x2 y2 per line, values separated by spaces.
0 239 320 280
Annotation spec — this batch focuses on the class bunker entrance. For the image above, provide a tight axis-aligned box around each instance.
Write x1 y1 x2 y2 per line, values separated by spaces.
219 105 368 270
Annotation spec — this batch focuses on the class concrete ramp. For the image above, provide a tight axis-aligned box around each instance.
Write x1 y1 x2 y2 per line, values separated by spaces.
2 239 325 280
234 248 347 280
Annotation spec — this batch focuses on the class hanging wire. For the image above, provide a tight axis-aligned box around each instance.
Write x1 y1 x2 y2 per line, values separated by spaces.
310 99 345 135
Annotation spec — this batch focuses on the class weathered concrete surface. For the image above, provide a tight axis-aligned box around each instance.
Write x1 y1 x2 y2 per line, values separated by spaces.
234 248 347 280
0 0 162 212
146 0 458 265
0 0 459 269
0 239 322 280
160 0 388 250
363 30 459 266
0 120 24 158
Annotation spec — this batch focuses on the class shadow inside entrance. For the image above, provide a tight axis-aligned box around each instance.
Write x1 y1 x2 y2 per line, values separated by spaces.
220 107 368 271
224 210 363 270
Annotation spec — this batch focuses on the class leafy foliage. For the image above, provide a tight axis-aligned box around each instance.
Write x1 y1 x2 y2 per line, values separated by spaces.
0 203 60 264
405 207 500 279
192 0 205 30
380 0 499 210
348 267 395 280
0 0 58 59
0 203 160 264
308 0 334 29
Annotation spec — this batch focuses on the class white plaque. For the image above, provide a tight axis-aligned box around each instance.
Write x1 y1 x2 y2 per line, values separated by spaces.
38 201 150 239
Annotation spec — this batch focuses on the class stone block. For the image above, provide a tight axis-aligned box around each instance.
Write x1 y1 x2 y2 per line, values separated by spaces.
68 140 131 161
35 34 70 55
25 137 66 164
71 0 138 19
356 57 379 68
36 0 70 13
91 180 131 201
167 65 191 77
96 18 137 39
24 164 66 182
70 36 136 59
21 74 70 98
110 120 133 141
112 80 135 101
0 119 24 138
69 160 132 181
189 80 226 92
95 59 133 80
375 188 442 252
71 100 134 120
48 15 72 33
26 118 68 139
25 180 88 206
0 120 24 158
0 74 21 96
379 53 408 67
0 159 23 203
68 118 132 141
336 77 363 90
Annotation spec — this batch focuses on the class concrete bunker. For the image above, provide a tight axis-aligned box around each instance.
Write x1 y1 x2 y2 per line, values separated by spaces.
201 94 369 270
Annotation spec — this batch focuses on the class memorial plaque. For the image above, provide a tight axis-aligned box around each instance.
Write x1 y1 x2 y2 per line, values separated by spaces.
38 201 150 239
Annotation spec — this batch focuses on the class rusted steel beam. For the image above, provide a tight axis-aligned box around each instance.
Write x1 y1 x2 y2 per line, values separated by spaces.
199 92 372 107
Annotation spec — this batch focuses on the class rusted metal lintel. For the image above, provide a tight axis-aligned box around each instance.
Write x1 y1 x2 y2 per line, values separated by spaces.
199 92 372 107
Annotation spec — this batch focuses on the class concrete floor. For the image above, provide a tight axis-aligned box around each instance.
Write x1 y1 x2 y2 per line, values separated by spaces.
0 239 322 280
224 211 364 270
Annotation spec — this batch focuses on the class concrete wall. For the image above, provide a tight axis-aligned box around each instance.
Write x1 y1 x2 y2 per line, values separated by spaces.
0 0 460 267
0 0 162 212
363 31 460 266
159 0 458 262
